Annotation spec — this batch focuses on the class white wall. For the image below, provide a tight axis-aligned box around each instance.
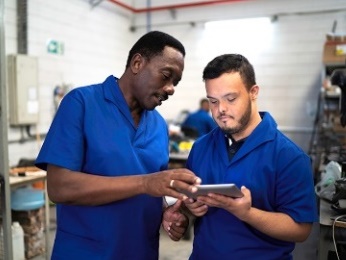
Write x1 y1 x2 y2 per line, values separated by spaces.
4 0 134 166
4 0 346 165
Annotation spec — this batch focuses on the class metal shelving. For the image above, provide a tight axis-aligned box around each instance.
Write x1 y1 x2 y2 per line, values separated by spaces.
309 64 346 182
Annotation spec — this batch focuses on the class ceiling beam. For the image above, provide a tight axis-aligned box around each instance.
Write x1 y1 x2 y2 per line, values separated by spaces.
107 0 246 13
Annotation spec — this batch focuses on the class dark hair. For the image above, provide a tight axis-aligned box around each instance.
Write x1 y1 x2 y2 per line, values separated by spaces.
125 31 185 68
200 98 209 106
202 54 256 91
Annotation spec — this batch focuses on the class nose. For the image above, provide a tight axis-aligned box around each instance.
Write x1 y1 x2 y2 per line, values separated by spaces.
218 100 227 113
163 84 175 96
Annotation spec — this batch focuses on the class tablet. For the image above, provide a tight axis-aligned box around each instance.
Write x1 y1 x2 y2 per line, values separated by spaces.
180 183 244 199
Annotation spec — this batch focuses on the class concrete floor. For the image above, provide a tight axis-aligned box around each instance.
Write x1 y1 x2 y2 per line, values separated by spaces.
32 205 319 260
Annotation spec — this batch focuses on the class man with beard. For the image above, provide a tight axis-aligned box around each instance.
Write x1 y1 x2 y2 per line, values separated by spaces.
35 31 200 259
182 54 318 260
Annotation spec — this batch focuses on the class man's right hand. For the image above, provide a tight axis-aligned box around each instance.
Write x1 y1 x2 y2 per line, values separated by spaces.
143 168 201 200
184 197 208 217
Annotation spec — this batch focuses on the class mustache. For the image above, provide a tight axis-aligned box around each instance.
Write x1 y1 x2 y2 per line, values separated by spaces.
217 113 233 119
157 92 169 101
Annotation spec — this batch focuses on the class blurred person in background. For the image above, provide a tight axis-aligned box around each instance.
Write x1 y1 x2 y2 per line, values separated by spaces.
181 98 217 138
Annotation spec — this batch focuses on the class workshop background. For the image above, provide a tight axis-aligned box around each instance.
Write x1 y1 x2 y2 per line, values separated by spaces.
2 0 345 165
1 0 346 259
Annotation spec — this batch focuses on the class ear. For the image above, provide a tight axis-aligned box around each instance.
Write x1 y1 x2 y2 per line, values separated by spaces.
250 85 259 100
130 53 144 74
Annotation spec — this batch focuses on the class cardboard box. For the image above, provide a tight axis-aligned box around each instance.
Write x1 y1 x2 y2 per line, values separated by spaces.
323 41 346 64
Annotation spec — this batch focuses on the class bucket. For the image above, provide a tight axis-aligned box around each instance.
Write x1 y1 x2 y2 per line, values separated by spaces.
11 185 44 211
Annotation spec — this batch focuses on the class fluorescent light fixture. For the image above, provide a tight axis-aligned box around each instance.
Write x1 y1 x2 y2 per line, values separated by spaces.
200 17 273 58
205 17 271 32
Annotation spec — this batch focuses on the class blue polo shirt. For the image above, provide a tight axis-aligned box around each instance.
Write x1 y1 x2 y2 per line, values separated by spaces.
186 112 318 260
182 109 217 137
36 75 169 259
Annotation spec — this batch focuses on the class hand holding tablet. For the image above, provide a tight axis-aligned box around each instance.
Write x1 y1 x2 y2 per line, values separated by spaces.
179 183 244 199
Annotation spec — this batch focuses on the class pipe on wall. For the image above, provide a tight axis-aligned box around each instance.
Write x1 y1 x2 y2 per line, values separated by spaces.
146 0 151 31
108 0 246 13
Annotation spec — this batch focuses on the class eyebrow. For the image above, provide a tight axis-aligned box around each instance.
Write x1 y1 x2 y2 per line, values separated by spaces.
207 92 237 99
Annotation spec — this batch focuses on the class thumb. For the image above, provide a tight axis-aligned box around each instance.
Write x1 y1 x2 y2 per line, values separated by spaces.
171 199 183 211
241 186 250 196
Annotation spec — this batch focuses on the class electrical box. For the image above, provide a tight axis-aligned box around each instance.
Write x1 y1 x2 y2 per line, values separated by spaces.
7 54 39 125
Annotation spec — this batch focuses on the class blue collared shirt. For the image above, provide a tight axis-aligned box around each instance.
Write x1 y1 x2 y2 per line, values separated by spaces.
187 112 318 260
36 75 169 259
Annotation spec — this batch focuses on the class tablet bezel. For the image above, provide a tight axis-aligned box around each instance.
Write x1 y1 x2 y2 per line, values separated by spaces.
181 183 244 199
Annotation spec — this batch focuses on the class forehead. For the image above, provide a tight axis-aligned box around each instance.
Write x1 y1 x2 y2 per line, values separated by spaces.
205 72 244 96
150 46 184 70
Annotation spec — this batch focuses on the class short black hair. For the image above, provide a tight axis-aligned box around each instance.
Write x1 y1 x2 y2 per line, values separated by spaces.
125 31 185 68
202 54 256 91
200 98 209 106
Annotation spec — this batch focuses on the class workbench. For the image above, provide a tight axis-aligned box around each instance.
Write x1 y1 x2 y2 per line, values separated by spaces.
319 199 346 259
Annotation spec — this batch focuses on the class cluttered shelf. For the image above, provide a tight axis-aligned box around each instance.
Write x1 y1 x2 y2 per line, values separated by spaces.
9 167 46 188
311 59 346 204
309 35 346 181
315 154 346 260
320 198 346 228
311 36 346 259
319 198 346 260
1 167 50 260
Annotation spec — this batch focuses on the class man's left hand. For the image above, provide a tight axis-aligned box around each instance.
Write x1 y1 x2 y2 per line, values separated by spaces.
162 200 189 241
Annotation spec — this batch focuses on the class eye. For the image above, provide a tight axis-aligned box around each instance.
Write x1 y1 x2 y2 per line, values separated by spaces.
209 99 218 104
162 72 180 87
227 97 236 103
162 73 171 80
